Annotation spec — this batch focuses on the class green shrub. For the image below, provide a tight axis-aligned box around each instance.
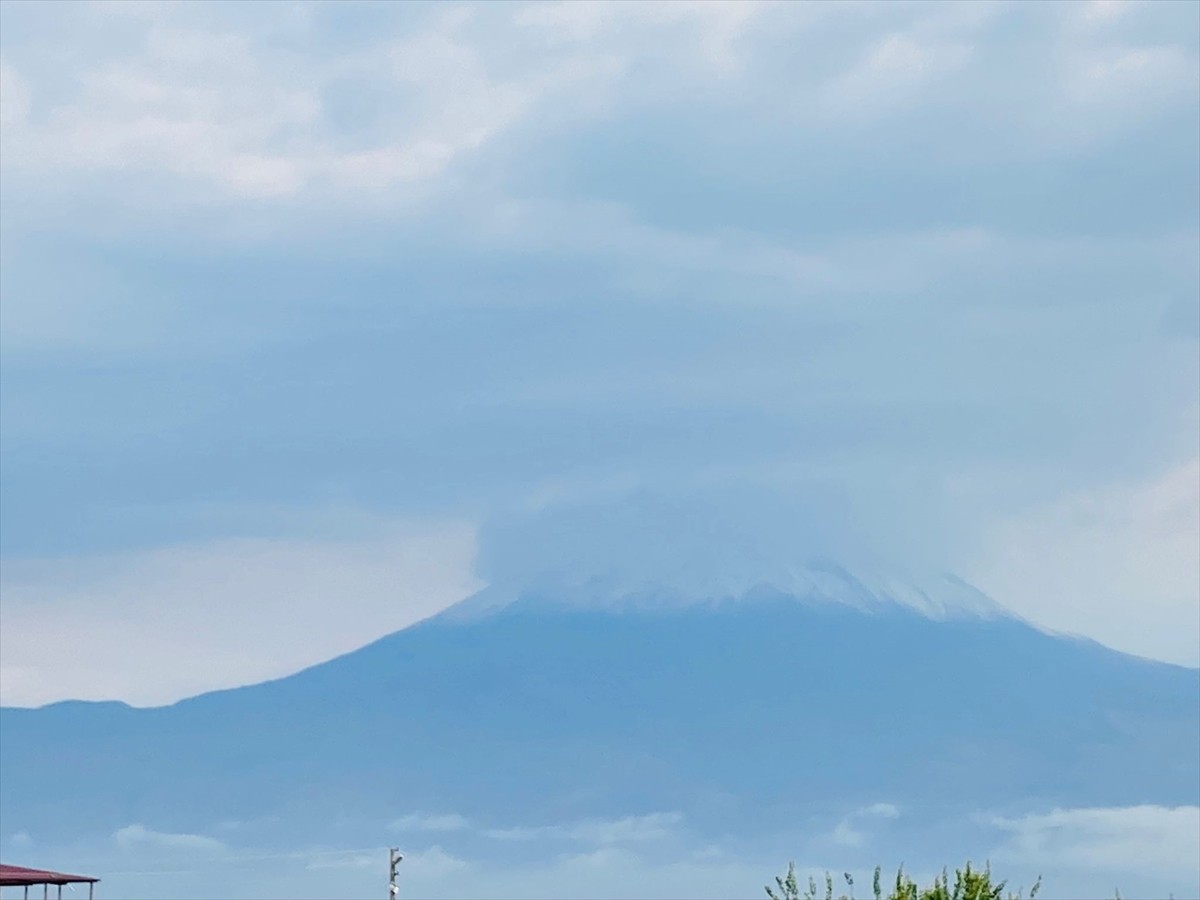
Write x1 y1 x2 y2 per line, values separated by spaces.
766 862 1041 900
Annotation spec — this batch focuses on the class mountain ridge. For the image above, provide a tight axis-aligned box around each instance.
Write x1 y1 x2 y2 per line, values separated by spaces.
3 588 1195 855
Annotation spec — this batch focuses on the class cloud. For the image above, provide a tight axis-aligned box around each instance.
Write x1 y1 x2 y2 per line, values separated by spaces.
4 0 1192 214
114 824 227 853
486 812 683 846
392 813 471 833
389 843 774 900
0 1 765 204
399 845 471 880
829 802 900 849
0 62 30 126
1028 9 1200 151
986 804 1200 874
570 813 684 845
819 30 972 118
515 0 766 76
1080 0 1131 26
2 22 321 198
1062 42 1198 119
302 845 470 879
0 0 1196 687
26 805 1200 899
0 6 596 201
970 457 1200 666
303 853 377 872
0 517 481 706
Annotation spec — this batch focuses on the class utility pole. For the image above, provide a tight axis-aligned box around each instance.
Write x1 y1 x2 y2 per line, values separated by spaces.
388 847 403 898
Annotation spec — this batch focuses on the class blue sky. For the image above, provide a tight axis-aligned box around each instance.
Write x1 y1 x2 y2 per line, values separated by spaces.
1 0 1198 705
7 803 1199 900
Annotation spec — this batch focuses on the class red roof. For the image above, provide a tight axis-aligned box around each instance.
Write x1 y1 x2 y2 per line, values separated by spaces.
0 864 99 886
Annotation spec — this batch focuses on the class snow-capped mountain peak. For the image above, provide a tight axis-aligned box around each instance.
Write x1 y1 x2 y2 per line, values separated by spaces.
439 560 1007 622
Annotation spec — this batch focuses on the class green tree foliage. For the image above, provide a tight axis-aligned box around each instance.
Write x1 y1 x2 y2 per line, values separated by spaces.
766 862 1041 900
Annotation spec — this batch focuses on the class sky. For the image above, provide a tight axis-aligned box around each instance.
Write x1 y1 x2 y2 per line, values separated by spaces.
6 802 1200 899
1 0 1198 706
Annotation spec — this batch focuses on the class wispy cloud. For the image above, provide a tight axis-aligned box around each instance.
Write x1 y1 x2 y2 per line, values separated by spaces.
986 804 1200 874
1 0 1196 698
392 813 471 834
818 30 973 119
829 802 900 849
486 812 684 845
27 804 1200 899
0 2 764 203
114 824 227 854
971 456 1200 665
2 1 1194 211
0 7 561 200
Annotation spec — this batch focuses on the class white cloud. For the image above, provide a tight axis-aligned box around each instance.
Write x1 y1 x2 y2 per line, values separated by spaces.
2 0 1194 220
819 31 972 118
1064 43 1197 110
515 0 766 75
303 851 380 871
971 458 1200 666
405 845 471 879
0 0 1195 695
31 808 1200 899
829 802 900 849
4 24 323 198
0 517 481 707
392 813 471 833
451 201 1000 318
571 813 683 845
1080 0 1132 26
1027 15 1200 152
987 804 1200 873
114 824 227 853
486 812 683 845
0 8 598 201
325 11 547 191
391 843 772 900
353 845 470 882
0 62 31 127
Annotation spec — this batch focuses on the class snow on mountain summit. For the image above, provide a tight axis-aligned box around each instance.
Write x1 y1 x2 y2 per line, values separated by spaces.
439 560 1007 623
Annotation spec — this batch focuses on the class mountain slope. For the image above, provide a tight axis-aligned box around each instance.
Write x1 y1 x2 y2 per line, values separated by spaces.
2 581 1196 855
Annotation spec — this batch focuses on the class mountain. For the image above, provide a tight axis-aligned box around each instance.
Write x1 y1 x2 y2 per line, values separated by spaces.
1 569 1197 893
